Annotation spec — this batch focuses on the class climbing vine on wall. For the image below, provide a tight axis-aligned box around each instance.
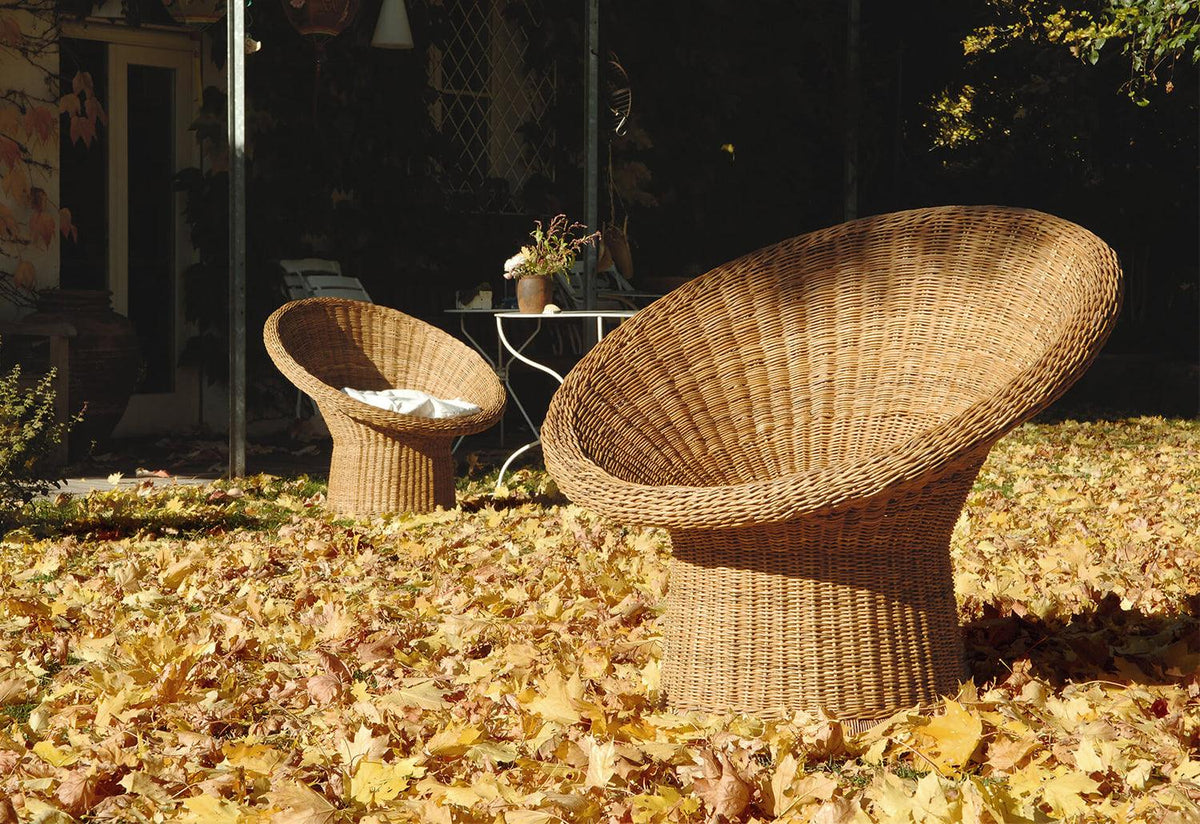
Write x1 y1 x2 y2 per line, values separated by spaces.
0 0 105 306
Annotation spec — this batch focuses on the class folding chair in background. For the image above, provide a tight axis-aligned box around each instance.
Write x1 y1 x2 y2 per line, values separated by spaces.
277 259 373 417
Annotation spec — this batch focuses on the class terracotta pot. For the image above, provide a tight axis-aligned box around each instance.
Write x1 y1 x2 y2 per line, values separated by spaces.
281 0 359 37
516 277 553 314
23 290 141 460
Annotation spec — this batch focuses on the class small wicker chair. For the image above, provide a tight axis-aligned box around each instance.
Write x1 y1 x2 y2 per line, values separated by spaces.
264 298 505 515
542 206 1122 724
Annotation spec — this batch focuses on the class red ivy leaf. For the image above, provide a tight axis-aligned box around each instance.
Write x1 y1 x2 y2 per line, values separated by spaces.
23 106 57 145
0 16 21 48
0 136 19 170
14 259 36 290
29 209 56 249
59 92 82 116
0 203 20 240
85 96 108 127
72 71 94 96
60 207 78 242
72 115 96 147
1 162 30 206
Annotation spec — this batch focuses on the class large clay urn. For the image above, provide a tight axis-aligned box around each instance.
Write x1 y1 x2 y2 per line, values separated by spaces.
24 290 141 460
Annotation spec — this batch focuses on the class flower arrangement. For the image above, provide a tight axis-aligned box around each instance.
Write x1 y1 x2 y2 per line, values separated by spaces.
503 214 599 281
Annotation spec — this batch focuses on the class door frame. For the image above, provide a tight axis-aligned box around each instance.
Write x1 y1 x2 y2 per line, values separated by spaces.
61 23 202 425
105 41 195 331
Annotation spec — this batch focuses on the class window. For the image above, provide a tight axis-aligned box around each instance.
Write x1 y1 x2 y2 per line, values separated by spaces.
428 0 556 212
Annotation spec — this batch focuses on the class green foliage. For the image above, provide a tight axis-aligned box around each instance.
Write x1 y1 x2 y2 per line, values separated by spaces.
14 474 326 539
503 214 599 281
0 347 70 517
964 1 1200 103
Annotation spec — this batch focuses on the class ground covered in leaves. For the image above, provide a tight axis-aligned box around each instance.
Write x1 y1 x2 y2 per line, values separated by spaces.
0 417 1197 823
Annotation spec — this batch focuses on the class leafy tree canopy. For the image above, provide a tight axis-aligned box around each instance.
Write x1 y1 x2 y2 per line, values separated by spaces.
965 0 1200 103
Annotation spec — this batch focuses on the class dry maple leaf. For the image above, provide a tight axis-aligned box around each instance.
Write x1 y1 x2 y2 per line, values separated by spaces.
583 736 618 790
810 796 869 824
306 674 343 706
0 794 15 824
914 698 983 775
692 750 752 822
355 633 399 664
56 768 119 816
267 781 338 824
317 648 353 682
336 724 389 767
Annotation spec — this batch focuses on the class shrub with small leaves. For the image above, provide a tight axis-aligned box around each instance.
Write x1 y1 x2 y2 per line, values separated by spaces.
0 345 72 518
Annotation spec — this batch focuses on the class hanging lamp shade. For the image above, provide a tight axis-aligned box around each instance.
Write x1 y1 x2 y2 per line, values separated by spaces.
371 0 412 48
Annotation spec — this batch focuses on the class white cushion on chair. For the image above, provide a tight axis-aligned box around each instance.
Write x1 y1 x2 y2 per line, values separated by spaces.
342 387 480 419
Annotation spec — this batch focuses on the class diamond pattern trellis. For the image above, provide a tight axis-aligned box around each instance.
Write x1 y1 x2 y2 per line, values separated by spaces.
428 0 557 213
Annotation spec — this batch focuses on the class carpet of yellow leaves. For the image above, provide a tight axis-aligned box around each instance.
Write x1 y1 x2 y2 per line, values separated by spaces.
0 417 1197 823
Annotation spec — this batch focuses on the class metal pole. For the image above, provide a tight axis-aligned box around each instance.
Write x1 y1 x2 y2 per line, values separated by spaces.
843 0 860 222
227 0 247 477
583 0 599 320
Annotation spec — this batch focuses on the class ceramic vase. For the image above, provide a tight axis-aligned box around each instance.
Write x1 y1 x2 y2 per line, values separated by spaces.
516 277 553 314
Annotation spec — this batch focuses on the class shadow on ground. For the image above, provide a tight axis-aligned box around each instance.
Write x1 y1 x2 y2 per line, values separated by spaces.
963 592 1200 688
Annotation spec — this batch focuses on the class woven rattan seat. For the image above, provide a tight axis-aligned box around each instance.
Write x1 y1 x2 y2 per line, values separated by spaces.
542 206 1122 723
265 298 505 515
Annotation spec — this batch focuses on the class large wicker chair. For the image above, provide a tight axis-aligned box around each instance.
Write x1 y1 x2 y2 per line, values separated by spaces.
264 298 505 515
541 206 1122 724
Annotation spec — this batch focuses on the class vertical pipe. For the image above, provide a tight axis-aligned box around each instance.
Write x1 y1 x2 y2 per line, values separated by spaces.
844 0 860 222
583 0 600 321
228 0 247 477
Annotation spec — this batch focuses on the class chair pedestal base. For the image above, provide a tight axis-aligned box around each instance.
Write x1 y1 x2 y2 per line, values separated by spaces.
663 494 972 723
327 424 454 515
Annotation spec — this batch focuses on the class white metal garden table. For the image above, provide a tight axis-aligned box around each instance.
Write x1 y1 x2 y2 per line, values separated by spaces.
493 309 636 491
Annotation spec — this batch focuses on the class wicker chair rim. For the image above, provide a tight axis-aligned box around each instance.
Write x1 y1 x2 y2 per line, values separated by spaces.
541 205 1123 530
264 297 506 436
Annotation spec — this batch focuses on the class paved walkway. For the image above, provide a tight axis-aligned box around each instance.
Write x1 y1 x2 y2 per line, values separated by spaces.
42 427 518 499
53 472 218 497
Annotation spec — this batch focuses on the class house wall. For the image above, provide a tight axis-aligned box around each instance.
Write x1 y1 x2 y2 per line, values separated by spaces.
0 3 61 321
4 13 237 437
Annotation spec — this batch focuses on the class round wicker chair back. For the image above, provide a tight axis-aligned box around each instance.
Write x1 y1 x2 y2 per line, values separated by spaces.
265 298 505 515
542 206 1122 721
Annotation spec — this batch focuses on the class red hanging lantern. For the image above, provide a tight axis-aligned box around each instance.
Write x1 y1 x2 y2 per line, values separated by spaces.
281 0 359 38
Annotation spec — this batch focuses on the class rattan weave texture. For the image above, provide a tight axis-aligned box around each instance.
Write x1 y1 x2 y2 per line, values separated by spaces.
541 206 1122 720
264 298 505 515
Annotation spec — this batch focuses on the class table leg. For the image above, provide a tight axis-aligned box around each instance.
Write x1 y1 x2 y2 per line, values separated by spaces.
453 313 504 451
491 312 634 493
493 440 541 494
494 317 566 490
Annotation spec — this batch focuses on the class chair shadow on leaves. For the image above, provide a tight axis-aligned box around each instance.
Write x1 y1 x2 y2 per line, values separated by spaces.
962 592 1200 689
